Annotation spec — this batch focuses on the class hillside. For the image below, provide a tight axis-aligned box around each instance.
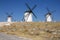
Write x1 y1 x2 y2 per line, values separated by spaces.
0 22 60 40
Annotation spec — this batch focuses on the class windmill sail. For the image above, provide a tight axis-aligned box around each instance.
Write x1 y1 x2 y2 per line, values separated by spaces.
25 3 37 19
45 8 56 22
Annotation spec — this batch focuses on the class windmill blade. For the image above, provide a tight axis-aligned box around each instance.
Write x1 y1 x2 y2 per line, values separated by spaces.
22 16 25 21
12 17 16 22
6 12 9 15
32 11 37 18
6 12 13 16
10 12 13 15
26 13 31 21
10 12 13 17
25 3 37 19
46 7 50 12
23 13 31 21
51 10 56 13
25 3 31 11
22 13 30 21
22 16 24 21
32 5 37 10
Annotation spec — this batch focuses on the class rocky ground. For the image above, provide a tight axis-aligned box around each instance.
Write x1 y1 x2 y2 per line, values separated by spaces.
0 22 60 40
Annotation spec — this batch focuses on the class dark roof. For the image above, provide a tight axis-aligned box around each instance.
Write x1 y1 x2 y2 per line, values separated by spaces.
25 11 32 13
8 16 11 17
48 13 51 15
45 13 51 16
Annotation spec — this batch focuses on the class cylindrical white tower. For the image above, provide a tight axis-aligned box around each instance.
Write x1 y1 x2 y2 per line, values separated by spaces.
46 13 52 22
7 16 12 22
24 12 32 22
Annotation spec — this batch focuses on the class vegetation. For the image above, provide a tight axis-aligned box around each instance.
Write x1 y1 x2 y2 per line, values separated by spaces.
0 22 60 40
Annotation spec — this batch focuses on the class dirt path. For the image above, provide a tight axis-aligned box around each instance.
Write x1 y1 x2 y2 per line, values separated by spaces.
0 33 32 40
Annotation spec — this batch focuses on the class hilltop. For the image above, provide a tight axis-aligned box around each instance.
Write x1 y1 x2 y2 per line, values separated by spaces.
0 22 60 40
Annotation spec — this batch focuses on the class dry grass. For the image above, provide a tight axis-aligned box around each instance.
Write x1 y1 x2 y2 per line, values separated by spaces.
0 22 60 40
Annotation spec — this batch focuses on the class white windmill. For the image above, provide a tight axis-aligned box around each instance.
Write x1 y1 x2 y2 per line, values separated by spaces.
45 13 52 22
22 3 37 22
45 8 55 22
6 12 13 22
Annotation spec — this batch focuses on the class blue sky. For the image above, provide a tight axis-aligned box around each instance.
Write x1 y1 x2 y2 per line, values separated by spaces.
0 0 60 22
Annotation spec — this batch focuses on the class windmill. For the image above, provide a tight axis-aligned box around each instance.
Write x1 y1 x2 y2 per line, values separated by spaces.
45 8 55 22
22 3 37 22
6 12 13 22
